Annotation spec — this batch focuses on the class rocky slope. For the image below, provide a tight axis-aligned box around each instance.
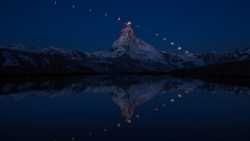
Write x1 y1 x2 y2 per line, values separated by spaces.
1 23 250 73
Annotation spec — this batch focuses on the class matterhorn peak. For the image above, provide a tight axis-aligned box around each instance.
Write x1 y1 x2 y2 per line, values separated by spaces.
111 23 164 61
116 23 134 39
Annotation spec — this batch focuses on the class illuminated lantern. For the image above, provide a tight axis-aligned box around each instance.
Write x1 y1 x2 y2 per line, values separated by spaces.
163 104 166 107
178 46 182 50
170 99 174 102
185 90 189 94
136 115 140 118
127 21 131 25
163 38 166 41
118 17 120 21
117 123 121 127
178 94 182 98
55 1 57 4
170 42 174 45
127 120 131 123
72 5 74 8
104 13 107 16
155 34 158 36
155 108 158 111
185 51 188 54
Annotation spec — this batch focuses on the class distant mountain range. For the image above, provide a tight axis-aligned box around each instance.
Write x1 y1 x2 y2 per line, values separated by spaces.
1 23 250 73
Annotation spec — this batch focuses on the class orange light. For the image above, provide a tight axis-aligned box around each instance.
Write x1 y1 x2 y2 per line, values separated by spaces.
127 120 131 123
127 21 131 25
117 123 121 127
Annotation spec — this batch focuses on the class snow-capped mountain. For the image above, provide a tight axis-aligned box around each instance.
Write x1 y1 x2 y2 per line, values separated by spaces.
1 24 250 72
1 75 249 120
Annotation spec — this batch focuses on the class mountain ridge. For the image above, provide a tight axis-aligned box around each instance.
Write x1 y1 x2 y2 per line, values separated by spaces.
1 24 250 73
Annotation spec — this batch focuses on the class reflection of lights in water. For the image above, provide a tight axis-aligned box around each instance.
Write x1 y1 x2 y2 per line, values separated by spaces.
185 51 189 54
72 137 74 140
104 13 107 16
89 132 91 135
104 128 107 132
155 34 158 36
72 5 74 8
170 99 174 102
170 42 174 45
118 17 120 21
185 90 189 94
127 21 131 25
163 38 166 40
136 115 140 118
178 46 182 50
55 1 57 4
163 104 166 107
136 25 140 28
155 108 158 111
178 94 182 98
90 9 91 12
117 123 121 127
127 120 131 123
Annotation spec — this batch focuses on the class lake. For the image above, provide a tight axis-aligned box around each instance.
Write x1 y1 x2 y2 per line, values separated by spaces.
0 75 250 141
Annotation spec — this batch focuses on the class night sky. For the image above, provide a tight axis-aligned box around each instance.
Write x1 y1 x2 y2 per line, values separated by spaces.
1 0 250 54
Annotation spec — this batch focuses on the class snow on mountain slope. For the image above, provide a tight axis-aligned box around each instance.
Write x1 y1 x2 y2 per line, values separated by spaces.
1 23 250 72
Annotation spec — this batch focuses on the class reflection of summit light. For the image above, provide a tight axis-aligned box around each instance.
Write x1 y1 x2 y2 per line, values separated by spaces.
178 94 182 98
127 120 131 123
170 99 174 102
185 51 189 54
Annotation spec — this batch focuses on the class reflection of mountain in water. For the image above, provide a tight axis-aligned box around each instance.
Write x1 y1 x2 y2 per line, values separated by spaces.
1 75 250 120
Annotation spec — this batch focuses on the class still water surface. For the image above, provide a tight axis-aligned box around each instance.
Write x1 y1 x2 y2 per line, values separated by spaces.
0 75 250 141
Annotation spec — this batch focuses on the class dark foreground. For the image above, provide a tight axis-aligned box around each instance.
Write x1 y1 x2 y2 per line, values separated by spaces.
0 74 250 141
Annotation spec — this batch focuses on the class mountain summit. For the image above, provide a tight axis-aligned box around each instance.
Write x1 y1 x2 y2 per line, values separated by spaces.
112 23 161 55
0 23 250 73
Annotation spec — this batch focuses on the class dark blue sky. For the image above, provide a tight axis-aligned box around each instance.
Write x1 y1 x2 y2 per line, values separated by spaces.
1 0 250 54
